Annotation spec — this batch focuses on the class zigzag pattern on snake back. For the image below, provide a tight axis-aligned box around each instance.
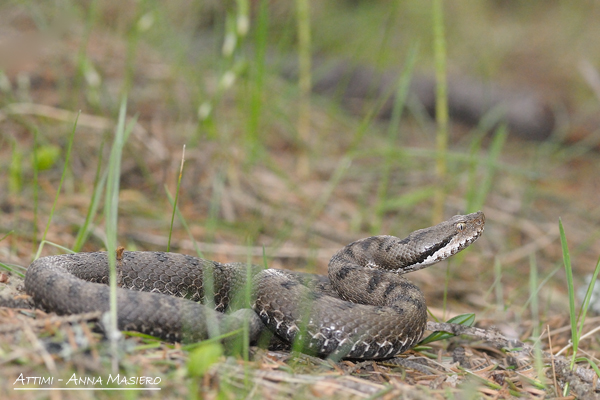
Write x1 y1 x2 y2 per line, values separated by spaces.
24 212 485 359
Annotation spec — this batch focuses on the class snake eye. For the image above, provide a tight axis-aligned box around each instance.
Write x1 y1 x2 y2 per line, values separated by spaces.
456 222 466 231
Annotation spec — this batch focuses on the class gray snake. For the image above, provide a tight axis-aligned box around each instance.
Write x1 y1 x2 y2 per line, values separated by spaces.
24 212 484 359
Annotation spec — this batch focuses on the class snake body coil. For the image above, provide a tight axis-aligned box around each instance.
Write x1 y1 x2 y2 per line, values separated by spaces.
24 212 484 359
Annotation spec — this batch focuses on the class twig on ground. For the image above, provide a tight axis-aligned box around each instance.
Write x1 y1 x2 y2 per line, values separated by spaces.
427 321 600 396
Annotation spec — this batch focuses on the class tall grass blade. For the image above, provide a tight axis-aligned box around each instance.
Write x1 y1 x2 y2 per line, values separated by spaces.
74 0 99 106
431 0 448 223
164 188 203 258
577 256 600 342
295 0 312 177
206 170 226 241
372 44 418 233
242 245 254 360
104 97 134 372
558 217 580 397
494 257 504 311
72 142 106 252
167 145 186 252
9 140 22 196
466 124 508 213
164 188 220 341
246 0 268 161
529 253 545 381
32 128 39 250
305 156 351 234
519 264 562 316
35 112 79 260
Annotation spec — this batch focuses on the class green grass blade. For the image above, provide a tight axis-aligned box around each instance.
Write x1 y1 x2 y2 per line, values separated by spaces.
0 230 13 242
467 124 508 213
372 44 418 233
432 0 448 223
574 357 600 379
418 313 475 345
519 264 562 317
380 186 436 214
295 0 312 177
36 240 76 255
529 253 545 380
558 218 578 375
246 0 268 161
34 111 80 260
167 145 186 252
164 188 203 258
32 128 39 250
576 255 600 347
72 142 107 252
104 97 132 372
493 257 504 312
9 139 23 196
0 261 27 277
304 156 351 234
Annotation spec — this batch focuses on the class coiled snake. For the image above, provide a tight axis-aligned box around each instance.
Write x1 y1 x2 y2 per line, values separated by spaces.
24 212 484 359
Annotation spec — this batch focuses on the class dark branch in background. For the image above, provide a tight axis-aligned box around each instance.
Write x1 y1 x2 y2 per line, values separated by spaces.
283 59 555 141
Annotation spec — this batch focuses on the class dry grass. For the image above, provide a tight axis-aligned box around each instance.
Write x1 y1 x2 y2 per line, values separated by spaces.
1 1 599 399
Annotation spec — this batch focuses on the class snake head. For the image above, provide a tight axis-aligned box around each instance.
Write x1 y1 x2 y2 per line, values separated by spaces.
399 211 485 272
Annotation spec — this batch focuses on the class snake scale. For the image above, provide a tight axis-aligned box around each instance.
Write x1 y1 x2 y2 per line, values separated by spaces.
24 212 484 359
